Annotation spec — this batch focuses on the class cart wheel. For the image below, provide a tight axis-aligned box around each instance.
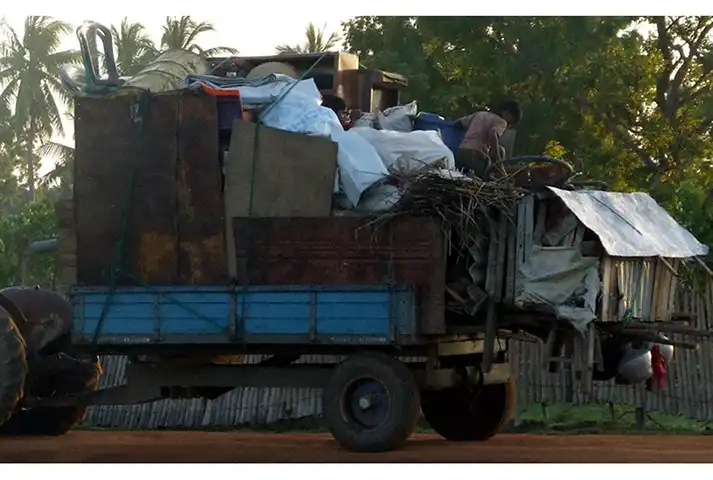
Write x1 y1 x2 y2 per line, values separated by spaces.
323 352 420 453
0 314 27 428
421 377 516 441
0 357 101 436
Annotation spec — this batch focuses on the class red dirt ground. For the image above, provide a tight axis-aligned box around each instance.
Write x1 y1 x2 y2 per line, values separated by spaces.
1 432 712 462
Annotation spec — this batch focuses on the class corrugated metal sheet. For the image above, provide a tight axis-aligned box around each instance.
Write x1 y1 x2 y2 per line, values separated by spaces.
548 187 709 258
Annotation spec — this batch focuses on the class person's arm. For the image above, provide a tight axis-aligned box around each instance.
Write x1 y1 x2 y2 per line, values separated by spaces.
488 127 504 163
455 114 474 128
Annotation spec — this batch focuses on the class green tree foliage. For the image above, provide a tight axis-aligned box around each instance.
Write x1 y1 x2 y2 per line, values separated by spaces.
276 22 342 54
0 199 56 287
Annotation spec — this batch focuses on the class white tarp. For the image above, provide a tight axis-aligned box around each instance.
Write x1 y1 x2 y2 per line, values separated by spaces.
515 246 601 332
548 187 709 258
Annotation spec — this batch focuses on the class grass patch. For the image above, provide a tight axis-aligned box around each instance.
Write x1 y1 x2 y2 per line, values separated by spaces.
506 403 713 435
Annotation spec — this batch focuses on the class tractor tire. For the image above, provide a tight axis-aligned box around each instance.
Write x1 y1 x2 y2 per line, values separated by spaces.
0 287 73 356
0 357 101 436
323 351 421 453
421 377 516 441
0 314 28 428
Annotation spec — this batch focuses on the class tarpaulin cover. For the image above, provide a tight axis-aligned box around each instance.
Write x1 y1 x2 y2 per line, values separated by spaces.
515 246 600 332
548 187 709 258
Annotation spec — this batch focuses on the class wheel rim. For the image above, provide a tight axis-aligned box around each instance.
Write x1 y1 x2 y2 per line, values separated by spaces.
340 377 391 431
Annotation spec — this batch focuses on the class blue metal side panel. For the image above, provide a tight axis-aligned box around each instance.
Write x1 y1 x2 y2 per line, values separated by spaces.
71 284 418 345
77 289 232 336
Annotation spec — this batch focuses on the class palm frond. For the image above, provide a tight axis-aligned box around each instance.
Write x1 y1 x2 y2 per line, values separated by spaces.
36 140 73 164
276 22 342 55
161 16 235 55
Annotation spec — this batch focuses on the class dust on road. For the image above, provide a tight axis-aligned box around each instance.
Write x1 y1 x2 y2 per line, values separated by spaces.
1 431 712 463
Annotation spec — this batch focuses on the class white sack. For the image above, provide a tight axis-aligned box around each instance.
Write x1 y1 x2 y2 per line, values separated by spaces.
377 101 418 132
350 127 455 172
331 130 388 207
356 183 401 213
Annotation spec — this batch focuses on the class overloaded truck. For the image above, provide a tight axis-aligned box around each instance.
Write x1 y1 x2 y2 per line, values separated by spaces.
0 22 708 452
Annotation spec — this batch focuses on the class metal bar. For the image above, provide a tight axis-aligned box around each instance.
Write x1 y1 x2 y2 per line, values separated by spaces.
494 213 508 302
308 291 317 342
482 300 497 373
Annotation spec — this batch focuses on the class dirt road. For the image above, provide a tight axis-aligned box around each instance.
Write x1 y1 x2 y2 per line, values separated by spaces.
1 432 712 462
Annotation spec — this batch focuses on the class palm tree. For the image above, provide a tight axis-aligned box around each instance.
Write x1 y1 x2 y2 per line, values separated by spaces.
160 16 238 56
111 18 158 76
275 22 342 54
0 16 79 202
37 134 73 198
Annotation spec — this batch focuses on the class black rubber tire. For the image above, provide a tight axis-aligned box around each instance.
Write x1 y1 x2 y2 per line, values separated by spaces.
0 315 27 428
421 377 516 441
323 351 420 453
0 358 101 436
0 286 73 356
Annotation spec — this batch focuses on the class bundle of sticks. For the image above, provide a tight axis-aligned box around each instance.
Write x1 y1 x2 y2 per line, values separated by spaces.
371 168 524 253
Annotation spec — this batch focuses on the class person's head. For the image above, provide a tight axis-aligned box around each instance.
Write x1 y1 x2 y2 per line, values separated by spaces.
493 100 523 127
321 94 351 128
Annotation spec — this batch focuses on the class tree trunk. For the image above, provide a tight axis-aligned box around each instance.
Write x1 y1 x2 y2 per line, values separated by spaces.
26 126 35 203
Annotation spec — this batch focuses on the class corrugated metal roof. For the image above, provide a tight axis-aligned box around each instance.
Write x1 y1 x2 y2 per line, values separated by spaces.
548 187 709 258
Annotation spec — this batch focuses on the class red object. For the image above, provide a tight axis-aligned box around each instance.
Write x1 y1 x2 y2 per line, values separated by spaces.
650 344 667 390
198 83 241 97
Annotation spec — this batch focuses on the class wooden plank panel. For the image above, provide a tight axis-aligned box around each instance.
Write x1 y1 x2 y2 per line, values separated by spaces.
176 94 228 285
224 122 336 218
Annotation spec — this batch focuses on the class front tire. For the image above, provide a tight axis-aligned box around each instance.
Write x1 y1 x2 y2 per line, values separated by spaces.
421 377 516 441
323 352 420 453
0 314 27 428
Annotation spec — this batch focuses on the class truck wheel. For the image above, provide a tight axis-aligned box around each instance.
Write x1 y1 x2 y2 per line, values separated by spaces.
0 315 27 428
0 357 101 436
421 377 516 441
323 352 420 453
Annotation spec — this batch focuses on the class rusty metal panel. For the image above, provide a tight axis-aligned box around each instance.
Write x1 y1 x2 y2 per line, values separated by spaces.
131 95 179 284
74 94 179 285
176 94 228 284
74 96 136 285
232 216 446 335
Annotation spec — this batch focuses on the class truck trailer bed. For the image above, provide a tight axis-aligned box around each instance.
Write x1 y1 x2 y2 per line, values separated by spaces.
70 284 420 346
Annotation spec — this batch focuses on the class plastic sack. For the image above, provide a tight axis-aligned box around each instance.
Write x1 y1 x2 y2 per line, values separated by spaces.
258 78 344 137
350 127 455 173
353 112 378 128
377 101 418 132
331 130 388 207
356 183 401 213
